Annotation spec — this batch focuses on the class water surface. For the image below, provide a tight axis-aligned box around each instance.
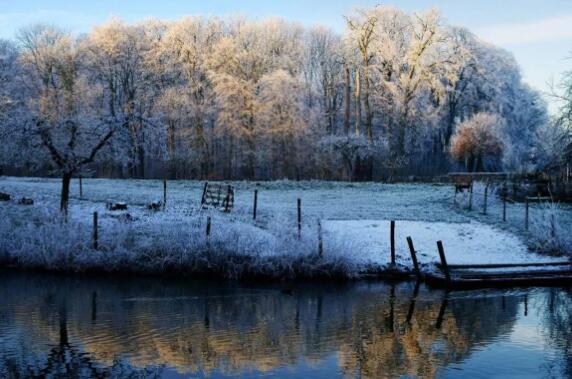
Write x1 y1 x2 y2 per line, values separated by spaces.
0 271 570 378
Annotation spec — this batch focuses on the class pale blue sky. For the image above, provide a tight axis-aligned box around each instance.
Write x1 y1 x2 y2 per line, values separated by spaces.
1 1 571 113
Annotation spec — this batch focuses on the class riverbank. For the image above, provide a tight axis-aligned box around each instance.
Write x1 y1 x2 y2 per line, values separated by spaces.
0 176 570 280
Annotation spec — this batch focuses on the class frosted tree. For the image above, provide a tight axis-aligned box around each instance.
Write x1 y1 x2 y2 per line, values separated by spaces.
370 7 450 156
0 40 18 120
0 11 558 180
345 8 378 140
257 69 307 178
450 112 504 172
16 25 116 212
156 16 223 178
83 19 154 178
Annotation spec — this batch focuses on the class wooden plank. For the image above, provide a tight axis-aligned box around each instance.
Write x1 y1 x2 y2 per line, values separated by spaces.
438 261 571 269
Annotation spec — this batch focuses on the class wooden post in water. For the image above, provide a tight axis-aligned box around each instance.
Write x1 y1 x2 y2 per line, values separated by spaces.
318 220 323 258
390 221 396 265
92 212 98 250
79 176 83 200
406 236 421 280
483 185 488 215
253 189 258 220
525 198 530 231
297 198 302 238
436 241 450 283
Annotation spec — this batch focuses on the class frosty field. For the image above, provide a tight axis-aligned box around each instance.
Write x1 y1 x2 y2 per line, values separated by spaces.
0 176 570 279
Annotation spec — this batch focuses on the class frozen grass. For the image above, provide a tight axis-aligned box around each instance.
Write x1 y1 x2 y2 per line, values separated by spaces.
454 181 572 256
0 176 570 280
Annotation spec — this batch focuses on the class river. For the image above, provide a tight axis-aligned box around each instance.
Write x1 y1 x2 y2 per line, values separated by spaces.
0 271 570 378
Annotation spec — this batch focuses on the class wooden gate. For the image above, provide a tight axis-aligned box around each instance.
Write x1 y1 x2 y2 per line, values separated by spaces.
201 182 234 212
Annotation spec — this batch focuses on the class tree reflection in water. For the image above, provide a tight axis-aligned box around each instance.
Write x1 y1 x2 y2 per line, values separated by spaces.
0 271 569 378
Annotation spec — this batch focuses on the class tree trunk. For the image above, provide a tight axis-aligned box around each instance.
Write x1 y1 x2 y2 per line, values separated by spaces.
344 66 351 135
364 65 372 141
354 69 361 136
60 171 72 214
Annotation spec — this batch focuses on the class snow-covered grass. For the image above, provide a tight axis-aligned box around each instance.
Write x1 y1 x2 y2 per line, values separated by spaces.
0 176 570 280
454 181 572 256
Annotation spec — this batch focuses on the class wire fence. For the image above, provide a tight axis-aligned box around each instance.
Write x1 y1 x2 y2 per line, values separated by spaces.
453 181 572 254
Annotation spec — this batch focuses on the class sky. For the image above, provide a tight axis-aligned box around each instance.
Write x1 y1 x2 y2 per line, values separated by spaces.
1 0 571 113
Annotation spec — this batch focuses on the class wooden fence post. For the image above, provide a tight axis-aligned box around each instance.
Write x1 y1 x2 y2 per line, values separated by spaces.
201 182 208 205
468 182 473 211
550 214 556 239
297 198 301 238
253 189 258 220
163 180 167 209
224 185 231 213
79 176 83 200
318 220 323 258
390 220 396 265
206 216 211 250
483 185 488 215
92 212 98 250
525 198 529 231
436 241 450 284
502 190 507 222
406 236 421 280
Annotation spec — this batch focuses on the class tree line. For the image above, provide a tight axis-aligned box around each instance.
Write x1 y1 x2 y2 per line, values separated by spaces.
0 6 570 201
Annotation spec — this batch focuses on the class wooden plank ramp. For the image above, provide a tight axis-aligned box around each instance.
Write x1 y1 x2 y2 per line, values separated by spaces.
407 236 572 289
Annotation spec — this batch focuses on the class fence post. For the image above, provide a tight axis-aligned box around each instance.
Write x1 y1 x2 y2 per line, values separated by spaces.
525 198 529 231
92 212 98 250
550 214 556 239
468 182 473 211
79 176 83 200
318 220 323 258
206 216 211 250
390 220 396 265
502 185 507 222
224 185 231 212
483 185 488 215
253 189 258 220
436 241 450 284
201 182 208 205
297 198 302 238
163 180 167 209
406 236 421 280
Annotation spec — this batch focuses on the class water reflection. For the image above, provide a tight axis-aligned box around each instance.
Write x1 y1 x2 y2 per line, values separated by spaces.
0 271 570 378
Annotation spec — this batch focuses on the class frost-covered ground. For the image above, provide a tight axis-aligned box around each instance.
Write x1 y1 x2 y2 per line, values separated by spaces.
0 176 570 279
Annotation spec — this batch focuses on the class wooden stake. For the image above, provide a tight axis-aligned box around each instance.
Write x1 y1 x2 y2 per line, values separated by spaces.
525 198 529 231
318 220 323 258
390 220 396 265
201 182 208 205
163 180 167 209
206 216 211 251
551 214 556 239
92 212 98 250
483 185 488 215
406 236 421 280
253 189 258 220
79 176 83 200
502 191 507 222
436 241 450 283
297 198 301 238
468 182 473 211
